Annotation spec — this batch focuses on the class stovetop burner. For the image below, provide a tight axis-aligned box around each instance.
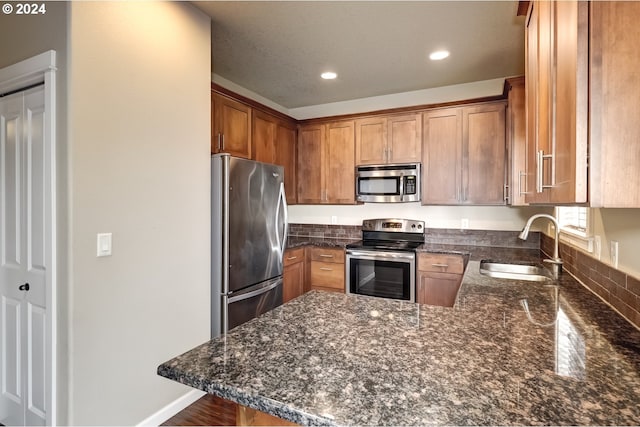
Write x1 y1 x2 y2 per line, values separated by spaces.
346 218 425 252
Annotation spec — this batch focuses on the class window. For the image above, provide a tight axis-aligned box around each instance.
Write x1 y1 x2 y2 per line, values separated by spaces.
555 206 593 253
557 206 588 235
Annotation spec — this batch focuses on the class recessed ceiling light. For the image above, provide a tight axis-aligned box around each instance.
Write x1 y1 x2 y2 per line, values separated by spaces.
321 71 337 80
429 50 450 61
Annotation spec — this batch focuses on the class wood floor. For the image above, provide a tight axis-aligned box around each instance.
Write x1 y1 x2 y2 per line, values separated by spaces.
161 394 237 426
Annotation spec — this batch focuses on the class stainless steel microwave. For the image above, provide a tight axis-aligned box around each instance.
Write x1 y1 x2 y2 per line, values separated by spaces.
355 163 421 203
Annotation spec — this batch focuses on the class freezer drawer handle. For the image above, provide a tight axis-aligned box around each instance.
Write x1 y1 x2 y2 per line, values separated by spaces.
227 279 281 304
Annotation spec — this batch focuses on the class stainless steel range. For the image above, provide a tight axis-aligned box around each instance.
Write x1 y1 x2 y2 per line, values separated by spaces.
345 218 425 302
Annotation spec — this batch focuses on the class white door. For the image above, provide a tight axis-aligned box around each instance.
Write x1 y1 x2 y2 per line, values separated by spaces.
0 86 47 426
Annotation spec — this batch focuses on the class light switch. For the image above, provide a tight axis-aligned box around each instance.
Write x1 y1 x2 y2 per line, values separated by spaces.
97 233 112 257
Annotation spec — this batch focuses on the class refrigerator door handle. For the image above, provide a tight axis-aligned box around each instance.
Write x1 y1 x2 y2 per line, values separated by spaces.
227 278 281 304
276 182 288 258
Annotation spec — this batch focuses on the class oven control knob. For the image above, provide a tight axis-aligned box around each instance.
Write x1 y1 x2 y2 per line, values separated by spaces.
411 224 416 229
418 224 423 229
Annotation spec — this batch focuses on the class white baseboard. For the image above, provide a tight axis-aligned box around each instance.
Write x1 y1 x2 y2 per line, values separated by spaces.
137 389 206 427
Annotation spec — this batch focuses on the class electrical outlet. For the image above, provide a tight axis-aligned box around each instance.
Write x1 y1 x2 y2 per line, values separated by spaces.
611 241 619 268
594 235 602 260
331 215 338 225
461 218 469 230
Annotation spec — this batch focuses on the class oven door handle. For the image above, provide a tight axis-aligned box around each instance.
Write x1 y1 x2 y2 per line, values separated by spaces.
347 250 415 261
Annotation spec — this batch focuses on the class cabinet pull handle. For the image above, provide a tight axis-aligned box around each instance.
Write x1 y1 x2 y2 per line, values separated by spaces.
319 267 333 271
319 254 334 258
221 134 225 151
217 133 222 151
432 263 449 268
286 256 298 260
504 184 509 202
536 150 554 193
518 171 526 196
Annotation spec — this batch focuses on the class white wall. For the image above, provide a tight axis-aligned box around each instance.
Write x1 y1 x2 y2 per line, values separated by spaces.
289 204 548 231
591 209 640 278
67 2 211 424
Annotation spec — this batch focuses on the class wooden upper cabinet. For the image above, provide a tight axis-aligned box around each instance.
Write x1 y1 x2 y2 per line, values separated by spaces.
463 103 507 205
297 121 356 204
355 117 387 165
275 123 297 205
325 121 356 203
505 77 528 206
387 114 422 163
422 103 506 205
525 0 588 204
253 110 297 204
297 124 325 204
589 1 640 207
355 114 421 165
252 110 277 164
212 92 252 159
422 108 461 205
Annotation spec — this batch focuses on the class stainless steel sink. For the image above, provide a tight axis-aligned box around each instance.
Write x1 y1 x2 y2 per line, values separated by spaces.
479 260 553 282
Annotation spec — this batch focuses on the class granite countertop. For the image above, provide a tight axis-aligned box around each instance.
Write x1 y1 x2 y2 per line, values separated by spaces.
286 236 359 249
158 247 640 426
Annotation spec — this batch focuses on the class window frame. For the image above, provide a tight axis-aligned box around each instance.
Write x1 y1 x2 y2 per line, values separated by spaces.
555 206 594 253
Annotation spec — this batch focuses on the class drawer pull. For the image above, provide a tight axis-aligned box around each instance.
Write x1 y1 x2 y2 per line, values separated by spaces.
432 263 449 268
319 267 333 271
319 254 334 258
286 256 298 260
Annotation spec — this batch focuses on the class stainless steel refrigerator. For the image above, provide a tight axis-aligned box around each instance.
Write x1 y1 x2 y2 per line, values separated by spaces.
211 153 288 337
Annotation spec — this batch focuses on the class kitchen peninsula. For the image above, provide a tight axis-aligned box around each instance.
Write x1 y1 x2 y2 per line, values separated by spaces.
158 246 640 426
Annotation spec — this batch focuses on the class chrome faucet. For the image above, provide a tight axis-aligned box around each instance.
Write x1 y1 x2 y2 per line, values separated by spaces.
519 214 563 278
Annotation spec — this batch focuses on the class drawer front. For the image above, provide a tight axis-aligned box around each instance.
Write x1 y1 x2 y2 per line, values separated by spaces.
309 247 345 264
284 247 305 267
310 261 345 290
418 253 465 274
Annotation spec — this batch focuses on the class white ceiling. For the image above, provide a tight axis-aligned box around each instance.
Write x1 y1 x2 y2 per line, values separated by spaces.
193 1 526 109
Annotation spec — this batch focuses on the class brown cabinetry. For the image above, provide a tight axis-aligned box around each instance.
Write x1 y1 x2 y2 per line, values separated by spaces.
355 113 421 165
308 247 345 293
297 121 356 204
283 247 305 303
416 253 465 307
525 0 588 204
212 92 252 159
253 110 297 204
422 102 506 205
505 77 527 206
524 0 640 206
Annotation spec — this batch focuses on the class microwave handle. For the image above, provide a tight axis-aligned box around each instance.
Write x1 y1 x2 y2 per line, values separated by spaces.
399 174 404 198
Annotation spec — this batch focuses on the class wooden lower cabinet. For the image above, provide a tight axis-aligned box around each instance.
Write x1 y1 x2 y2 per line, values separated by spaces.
283 247 305 303
308 247 345 293
417 253 465 307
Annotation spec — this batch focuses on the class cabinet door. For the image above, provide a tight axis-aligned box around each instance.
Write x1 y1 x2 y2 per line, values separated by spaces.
252 110 277 164
463 103 507 205
387 113 422 163
297 124 325 204
417 271 462 307
506 77 528 206
551 0 588 204
355 117 387 165
590 1 640 207
325 121 356 204
275 123 297 204
212 93 252 159
283 260 304 303
422 108 461 204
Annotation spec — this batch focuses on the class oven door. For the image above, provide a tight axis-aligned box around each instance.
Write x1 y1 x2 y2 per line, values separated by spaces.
346 250 415 302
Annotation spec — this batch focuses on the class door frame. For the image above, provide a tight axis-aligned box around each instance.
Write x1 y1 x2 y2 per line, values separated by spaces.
0 50 57 426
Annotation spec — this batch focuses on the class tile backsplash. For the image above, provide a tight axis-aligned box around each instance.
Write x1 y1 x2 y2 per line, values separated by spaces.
541 234 640 329
288 224 539 248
